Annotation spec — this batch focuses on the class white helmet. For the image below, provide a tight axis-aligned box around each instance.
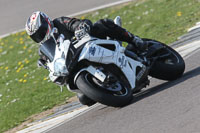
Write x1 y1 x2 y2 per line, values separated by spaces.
25 11 53 43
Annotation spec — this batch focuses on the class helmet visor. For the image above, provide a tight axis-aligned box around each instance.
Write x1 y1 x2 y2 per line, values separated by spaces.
30 18 49 43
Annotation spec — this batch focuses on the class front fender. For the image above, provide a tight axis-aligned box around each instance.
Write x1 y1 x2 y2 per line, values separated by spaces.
74 65 106 85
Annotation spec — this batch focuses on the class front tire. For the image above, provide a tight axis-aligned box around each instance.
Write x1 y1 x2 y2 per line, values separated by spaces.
76 72 133 107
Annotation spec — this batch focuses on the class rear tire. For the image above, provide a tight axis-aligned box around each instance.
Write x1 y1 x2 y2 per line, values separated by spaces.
144 39 185 80
76 72 133 107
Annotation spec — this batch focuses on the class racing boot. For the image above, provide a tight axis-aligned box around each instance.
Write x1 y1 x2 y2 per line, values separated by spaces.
126 36 149 53
114 16 122 27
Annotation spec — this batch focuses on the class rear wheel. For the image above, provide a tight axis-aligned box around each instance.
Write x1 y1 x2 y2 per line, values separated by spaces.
76 71 132 107
144 39 185 80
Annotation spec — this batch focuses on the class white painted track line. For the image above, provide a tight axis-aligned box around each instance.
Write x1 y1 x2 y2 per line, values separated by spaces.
175 40 200 58
17 107 89 133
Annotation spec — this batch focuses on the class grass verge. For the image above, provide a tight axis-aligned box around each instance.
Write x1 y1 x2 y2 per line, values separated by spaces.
1 0 200 132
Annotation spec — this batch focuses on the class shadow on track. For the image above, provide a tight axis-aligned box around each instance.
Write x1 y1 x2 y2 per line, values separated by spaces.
131 66 200 104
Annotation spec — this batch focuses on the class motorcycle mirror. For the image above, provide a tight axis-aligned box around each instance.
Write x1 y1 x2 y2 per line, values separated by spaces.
50 28 58 44
51 27 58 35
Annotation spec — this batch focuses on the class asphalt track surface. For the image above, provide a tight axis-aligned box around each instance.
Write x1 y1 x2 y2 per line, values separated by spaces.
0 0 125 36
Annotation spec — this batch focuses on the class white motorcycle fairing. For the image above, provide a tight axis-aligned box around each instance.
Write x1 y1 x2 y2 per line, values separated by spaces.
76 36 145 89
48 36 70 83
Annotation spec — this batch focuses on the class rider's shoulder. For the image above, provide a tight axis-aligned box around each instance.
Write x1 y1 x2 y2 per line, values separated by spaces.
53 16 73 23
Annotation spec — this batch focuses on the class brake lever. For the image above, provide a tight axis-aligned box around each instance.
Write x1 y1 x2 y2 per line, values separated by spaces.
37 59 47 69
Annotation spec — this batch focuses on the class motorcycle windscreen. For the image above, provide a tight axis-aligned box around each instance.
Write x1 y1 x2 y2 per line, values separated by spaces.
39 38 56 62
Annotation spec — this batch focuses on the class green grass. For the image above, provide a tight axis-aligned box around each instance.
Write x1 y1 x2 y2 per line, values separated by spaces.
81 0 200 44
1 0 200 132
0 33 75 132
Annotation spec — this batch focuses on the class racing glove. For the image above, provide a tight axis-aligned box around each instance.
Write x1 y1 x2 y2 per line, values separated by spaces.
75 22 91 40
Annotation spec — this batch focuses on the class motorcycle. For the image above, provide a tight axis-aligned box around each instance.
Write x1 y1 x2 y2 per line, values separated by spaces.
38 17 185 107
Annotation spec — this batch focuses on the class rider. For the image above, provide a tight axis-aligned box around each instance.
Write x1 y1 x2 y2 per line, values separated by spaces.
25 11 148 50
25 11 148 106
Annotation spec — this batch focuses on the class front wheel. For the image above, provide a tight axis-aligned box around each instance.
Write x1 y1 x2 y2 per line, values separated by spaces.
76 72 133 107
144 39 185 80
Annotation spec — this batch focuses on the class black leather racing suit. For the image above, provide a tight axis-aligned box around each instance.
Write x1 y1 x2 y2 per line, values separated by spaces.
52 16 135 44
